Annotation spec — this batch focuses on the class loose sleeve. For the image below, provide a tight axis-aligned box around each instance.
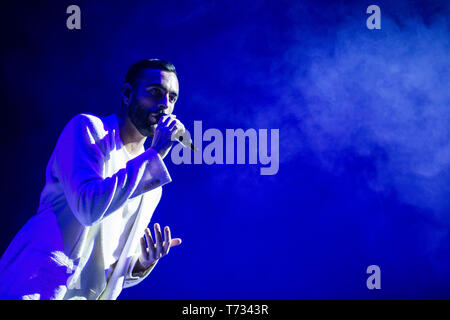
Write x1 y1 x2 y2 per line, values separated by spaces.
122 253 159 288
54 114 171 226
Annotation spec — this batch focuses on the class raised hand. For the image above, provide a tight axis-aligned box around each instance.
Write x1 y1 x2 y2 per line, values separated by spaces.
135 223 182 272
150 114 185 159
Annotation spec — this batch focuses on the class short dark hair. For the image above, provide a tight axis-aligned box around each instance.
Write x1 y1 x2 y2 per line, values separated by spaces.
124 59 177 86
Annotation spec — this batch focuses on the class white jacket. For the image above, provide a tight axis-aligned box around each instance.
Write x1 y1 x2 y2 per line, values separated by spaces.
0 113 171 299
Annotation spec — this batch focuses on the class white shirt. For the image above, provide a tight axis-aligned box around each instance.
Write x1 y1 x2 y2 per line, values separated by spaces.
102 136 143 275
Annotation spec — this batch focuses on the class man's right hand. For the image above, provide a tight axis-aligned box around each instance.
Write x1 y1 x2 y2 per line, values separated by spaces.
150 114 185 159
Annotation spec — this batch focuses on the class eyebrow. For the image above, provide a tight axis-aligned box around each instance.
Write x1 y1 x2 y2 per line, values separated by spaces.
146 83 178 97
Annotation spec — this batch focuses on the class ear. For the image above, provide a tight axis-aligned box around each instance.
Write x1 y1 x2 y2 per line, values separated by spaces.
121 83 133 107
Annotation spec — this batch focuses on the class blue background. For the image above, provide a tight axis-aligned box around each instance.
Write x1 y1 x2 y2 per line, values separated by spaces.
0 0 449 299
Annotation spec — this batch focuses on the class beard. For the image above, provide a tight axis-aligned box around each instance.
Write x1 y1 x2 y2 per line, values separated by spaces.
127 98 157 137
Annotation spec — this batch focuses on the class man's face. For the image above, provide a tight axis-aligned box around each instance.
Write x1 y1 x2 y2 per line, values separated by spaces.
126 69 179 137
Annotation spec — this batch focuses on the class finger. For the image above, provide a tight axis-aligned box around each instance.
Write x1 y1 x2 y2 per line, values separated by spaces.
144 228 156 258
172 119 184 132
154 223 164 258
140 236 148 259
145 228 155 247
178 121 186 134
163 226 171 255
162 114 176 127
170 238 182 247
170 120 185 141
168 119 178 131
162 115 172 126
158 114 169 126
154 223 163 245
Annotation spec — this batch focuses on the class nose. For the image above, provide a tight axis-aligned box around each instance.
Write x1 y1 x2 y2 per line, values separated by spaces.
158 103 168 113
158 94 172 114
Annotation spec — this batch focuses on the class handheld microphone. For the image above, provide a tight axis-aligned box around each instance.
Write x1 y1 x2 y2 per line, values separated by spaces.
173 132 198 152
160 113 198 152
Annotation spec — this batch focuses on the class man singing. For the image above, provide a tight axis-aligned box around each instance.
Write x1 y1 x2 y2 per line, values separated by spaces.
0 59 185 300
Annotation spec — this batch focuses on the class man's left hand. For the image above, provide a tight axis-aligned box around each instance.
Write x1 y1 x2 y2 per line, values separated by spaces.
135 223 182 272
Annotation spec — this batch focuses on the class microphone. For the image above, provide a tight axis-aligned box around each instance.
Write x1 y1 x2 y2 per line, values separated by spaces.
157 113 198 152
173 132 198 152
158 111 198 152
